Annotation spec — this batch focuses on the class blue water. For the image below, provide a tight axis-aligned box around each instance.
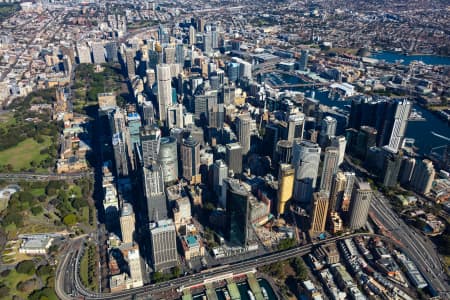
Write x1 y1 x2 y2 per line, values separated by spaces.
274 73 450 156
370 51 450 66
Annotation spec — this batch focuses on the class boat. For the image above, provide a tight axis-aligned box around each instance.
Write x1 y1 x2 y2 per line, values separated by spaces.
223 289 231 300
247 290 256 300
408 109 426 121
261 287 269 300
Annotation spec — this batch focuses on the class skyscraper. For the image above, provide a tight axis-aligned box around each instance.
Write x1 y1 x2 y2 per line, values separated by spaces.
112 133 129 177
235 114 252 155
329 171 346 213
150 219 178 271
341 172 356 212
120 203 135 244
319 116 337 147
189 26 196 46
298 49 309 71
226 142 243 176
156 64 172 121
292 140 321 204
140 125 161 167
387 99 411 152
226 180 250 246
105 42 118 63
320 147 340 194
399 156 416 186
213 160 228 204
276 140 293 165
277 164 295 216
310 192 329 236
287 113 305 142
159 136 178 184
125 48 136 78
410 159 435 195
330 136 347 166
381 148 402 188
143 163 167 222
348 181 373 230
163 46 176 64
181 135 201 182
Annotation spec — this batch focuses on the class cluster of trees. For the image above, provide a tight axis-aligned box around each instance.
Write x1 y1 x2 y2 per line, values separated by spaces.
81 243 98 291
1 180 91 230
151 266 181 283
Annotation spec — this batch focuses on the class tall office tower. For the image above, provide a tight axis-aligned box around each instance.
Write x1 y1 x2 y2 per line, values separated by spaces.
91 42 105 64
127 249 144 288
235 114 252 155
277 164 295 216
158 24 169 44
62 55 72 76
105 42 118 63
276 140 293 164
163 46 176 64
120 202 135 244
353 126 377 159
189 26 196 46
226 142 243 175
148 50 160 70
239 60 252 80
381 148 402 187
76 43 92 64
149 219 178 271
125 48 136 78
211 30 219 49
330 136 346 166
156 64 172 121
410 159 435 195
109 108 126 135
386 99 411 153
310 192 329 236
112 133 129 177
208 104 224 129
142 101 155 126
196 17 204 32
348 181 373 230
292 140 321 204
320 147 340 194
263 123 279 158
181 135 201 182
287 113 305 142
298 49 309 71
213 159 228 203
140 125 161 167
146 69 156 90
227 62 240 82
341 172 356 212
399 156 416 185
226 180 250 246
203 32 212 53
166 104 184 129
159 136 178 184
143 163 167 222
175 43 184 65
329 171 346 213
319 116 337 147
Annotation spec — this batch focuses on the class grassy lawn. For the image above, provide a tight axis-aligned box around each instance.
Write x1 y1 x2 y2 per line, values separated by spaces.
0 136 51 172
0 269 33 299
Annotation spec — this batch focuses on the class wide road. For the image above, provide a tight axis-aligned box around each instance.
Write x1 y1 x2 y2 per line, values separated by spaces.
0 171 93 181
370 190 449 296
56 233 406 300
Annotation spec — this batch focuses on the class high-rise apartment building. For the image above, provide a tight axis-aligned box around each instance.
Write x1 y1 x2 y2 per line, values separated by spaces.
410 159 435 195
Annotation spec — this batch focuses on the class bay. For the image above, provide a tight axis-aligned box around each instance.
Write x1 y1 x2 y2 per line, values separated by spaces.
370 51 450 66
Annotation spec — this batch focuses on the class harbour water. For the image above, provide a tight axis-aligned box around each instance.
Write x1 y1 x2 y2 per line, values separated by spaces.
370 51 450 66
192 278 277 300
273 72 450 156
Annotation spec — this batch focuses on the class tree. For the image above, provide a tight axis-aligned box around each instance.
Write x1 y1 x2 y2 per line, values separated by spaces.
63 214 77 226
18 191 33 203
16 278 38 293
277 238 296 250
16 260 35 274
31 206 44 216
37 264 53 277
291 257 308 281
171 266 181 278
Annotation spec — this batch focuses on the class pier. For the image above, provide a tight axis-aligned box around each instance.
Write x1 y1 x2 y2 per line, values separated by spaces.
226 278 241 300
205 283 218 300
247 273 265 300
